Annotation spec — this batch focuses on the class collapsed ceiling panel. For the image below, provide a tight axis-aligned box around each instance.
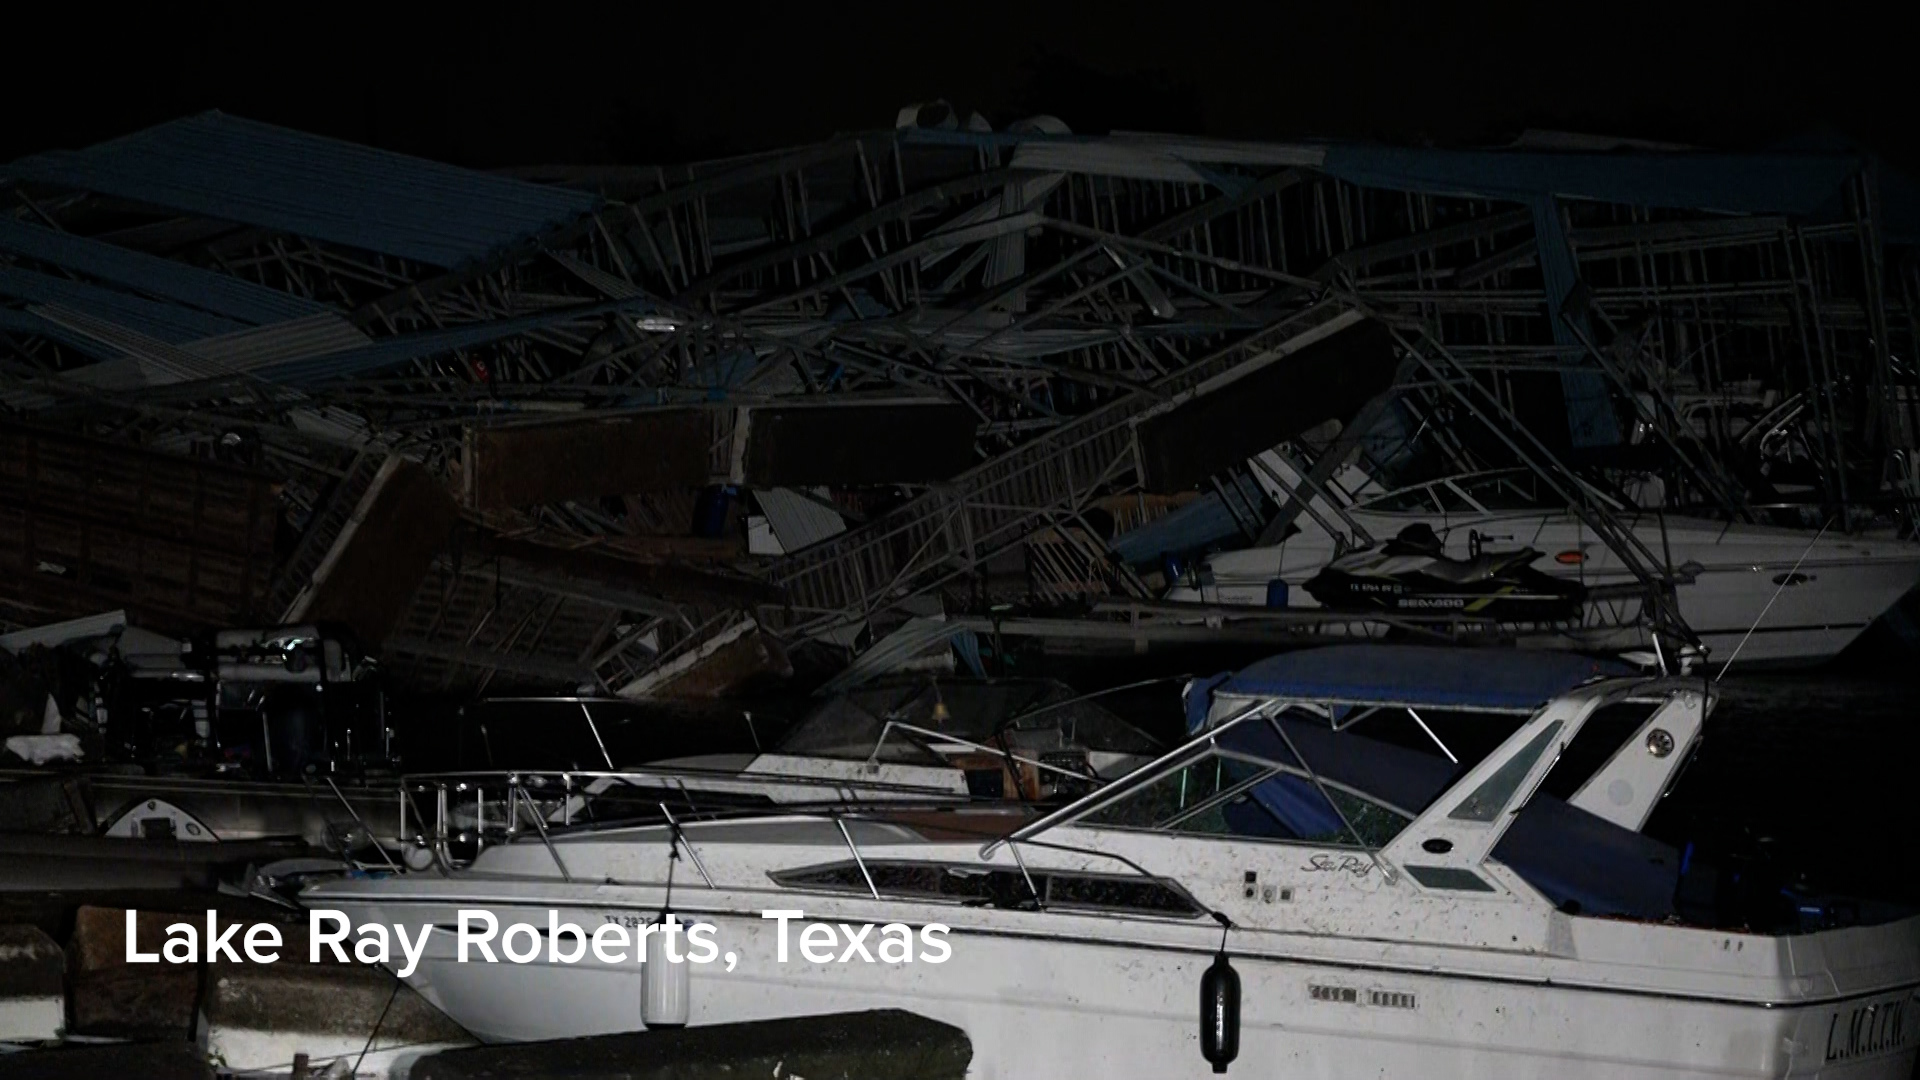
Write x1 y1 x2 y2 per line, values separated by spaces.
1134 319 1399 492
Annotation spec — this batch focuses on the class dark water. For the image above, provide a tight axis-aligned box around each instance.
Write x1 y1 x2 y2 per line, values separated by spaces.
1660 672 1920 904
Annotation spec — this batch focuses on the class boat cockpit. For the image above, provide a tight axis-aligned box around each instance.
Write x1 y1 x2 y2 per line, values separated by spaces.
994 644 1906 935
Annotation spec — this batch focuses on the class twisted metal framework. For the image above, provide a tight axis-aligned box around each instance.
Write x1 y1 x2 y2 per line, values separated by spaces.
4 118 1914 692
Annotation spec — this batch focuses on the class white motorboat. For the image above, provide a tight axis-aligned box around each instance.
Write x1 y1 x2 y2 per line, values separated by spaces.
425 678 1163 821
648 676 1161 805
1167 459 1920 666
306 645 1920 1078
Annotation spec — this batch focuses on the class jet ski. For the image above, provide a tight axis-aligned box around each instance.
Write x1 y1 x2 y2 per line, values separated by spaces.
1302 523 1587 621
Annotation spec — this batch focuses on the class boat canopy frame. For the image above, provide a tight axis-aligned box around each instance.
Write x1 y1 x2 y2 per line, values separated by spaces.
990 658 1709 910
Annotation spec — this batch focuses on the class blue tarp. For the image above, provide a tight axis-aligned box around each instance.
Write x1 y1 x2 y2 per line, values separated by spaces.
1107 475 1266 565
1214 644 1631 711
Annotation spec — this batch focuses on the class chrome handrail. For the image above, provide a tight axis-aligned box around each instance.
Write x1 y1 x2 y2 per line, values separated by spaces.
868 721 1095 783
402 762 976 794
388 762 1056 871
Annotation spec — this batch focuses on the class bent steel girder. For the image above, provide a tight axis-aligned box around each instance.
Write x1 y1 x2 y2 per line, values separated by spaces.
6 123 1915 682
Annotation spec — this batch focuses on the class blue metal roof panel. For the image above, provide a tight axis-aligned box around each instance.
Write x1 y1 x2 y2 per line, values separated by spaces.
0 307 66 343
0 216 328 324
30 304 227 383
1215 644 1632 711
4 112 603 268
180 295 659 389
186 313 371 370
0 265 244 343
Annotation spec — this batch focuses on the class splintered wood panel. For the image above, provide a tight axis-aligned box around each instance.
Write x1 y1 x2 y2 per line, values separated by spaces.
742 400 978 486
290 458 458 646
462 411 714 509
0 426 278 631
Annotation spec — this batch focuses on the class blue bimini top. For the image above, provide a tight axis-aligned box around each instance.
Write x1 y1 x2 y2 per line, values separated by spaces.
1213 644 1632 713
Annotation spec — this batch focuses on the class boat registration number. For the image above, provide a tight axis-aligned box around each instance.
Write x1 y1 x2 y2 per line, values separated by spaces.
1826 995 1912 1062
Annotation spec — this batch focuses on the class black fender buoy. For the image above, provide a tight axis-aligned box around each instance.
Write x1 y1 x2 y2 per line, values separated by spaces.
1199 950 1241 1073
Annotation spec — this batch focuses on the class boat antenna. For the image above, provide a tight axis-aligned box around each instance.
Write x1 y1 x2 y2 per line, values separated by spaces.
1716 516 1832 681
660 818 681 920
350 982 403 1078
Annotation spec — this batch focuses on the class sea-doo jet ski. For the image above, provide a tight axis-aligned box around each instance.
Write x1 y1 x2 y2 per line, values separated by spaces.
1303 523 1587 621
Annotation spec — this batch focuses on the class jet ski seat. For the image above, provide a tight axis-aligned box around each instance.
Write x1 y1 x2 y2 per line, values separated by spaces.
1379 524 1541 585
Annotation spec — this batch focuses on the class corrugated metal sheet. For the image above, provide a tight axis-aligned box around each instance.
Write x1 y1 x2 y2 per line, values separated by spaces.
33 310 371 393
0 306 370 403
187 313 370 370
813 615 970 695
1105 134 1327 168
0 216 328 324
0 264 242 342
0 609 128 651
550 252 645 299
32 304 224 384
4 112 603 268
905 128 1324 180
287 406 381 447
754 487 847 553
0 310 82 411
206 295 655 388
0 307 93 355
1008 142 1212 184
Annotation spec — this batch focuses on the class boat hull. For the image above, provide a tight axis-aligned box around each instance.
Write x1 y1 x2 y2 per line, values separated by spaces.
318 894 1919 1079
1186 514 1920 666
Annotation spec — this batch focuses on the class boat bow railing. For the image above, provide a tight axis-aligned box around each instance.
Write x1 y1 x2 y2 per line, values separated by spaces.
362 762 1025 873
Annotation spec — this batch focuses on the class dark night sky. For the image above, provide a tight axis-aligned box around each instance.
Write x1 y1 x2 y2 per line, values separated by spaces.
2 3 1910 172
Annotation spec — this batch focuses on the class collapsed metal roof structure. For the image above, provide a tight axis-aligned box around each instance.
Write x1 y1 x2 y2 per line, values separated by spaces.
3 109 1914 695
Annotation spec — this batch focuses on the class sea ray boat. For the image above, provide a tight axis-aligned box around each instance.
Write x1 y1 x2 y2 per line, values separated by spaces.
1167 458 1920 666
306 645 1920 1078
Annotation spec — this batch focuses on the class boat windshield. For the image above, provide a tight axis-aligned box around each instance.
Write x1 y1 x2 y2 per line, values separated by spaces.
1450 471 1559 511
1073 711 1415 849
1349 469 1560 516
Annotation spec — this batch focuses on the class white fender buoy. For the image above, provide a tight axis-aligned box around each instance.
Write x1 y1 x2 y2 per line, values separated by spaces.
641 914 689 1028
